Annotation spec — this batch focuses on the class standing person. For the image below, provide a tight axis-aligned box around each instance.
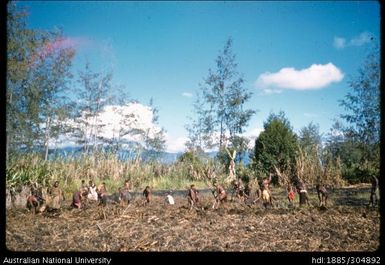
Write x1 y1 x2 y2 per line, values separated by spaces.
187 184 200 210
369 176 379 207
212 182 227 209
49 181 64 210
143 186 152 206
296 180 309 206
259 173 273 206
120 179 132 205
287 183 295 206
316 183 328 207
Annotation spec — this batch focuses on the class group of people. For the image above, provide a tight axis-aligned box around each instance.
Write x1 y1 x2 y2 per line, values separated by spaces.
26 174 379 214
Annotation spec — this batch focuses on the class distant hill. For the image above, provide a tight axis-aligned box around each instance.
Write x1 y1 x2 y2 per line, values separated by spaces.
47 146 250 164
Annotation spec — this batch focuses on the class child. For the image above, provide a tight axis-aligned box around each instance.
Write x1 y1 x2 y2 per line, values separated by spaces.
143 186 152 206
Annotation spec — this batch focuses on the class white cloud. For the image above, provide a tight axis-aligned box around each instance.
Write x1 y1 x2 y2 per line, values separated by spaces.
162 126 264 153
165 135 188 153
242 127 264 148
182 92 193 98
255 63 344 93
333 37 346 49
53 102 163 148
333 32 373 49
257 88 283 95
349 31 372 46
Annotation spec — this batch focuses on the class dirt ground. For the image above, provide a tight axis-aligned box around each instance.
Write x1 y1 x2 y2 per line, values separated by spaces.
6 185 380 252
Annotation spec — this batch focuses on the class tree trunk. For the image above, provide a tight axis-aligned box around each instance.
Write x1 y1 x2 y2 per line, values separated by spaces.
44 116 51 161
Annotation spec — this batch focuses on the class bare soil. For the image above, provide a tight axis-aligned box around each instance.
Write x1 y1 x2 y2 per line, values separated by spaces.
6 185 380 252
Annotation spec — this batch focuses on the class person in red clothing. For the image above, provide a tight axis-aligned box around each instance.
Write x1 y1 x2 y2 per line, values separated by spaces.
287 183 295 206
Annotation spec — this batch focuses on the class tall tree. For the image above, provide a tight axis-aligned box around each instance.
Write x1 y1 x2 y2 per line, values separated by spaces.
188 37 255 152
138 99 166 161
7 2 38 159
74 63 113 154
339 47 380 161
298 122 322 152
31 30 75 160
7 3 75 161
251 111 298 184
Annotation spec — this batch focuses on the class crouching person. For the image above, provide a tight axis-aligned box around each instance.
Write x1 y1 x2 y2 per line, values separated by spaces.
26 185 46 214
87 180 98 201
72 190 83 209
165 191 175 205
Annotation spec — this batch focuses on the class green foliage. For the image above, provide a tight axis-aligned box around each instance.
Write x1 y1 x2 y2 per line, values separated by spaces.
325 48 380 183
178 150 201 164
298 122 322 153
6 148 230 192
7 3 75 161
339 47 380 149
187 37 256 151
251 111 298 184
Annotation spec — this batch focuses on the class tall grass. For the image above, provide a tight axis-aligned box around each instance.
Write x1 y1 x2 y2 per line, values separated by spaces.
6 153 224 197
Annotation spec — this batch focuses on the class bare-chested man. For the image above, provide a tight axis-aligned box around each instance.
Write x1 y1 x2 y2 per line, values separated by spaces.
143 186 152 206
120 180 132 205
72 190 83 209
296 180 309 206
212 182 227 209
316 183 328 207
231 179 247 202
260 173 273 207
187 184 199 210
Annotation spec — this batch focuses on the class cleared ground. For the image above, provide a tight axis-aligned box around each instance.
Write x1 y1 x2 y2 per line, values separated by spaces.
6 184 380 251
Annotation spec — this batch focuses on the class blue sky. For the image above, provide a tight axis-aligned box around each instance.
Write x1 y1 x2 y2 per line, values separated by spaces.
17 1 380 152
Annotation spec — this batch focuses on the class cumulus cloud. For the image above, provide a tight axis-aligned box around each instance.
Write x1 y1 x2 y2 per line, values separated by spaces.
333 32 373 49
182 92 193 98
255 63 344 93
54 102 163 148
